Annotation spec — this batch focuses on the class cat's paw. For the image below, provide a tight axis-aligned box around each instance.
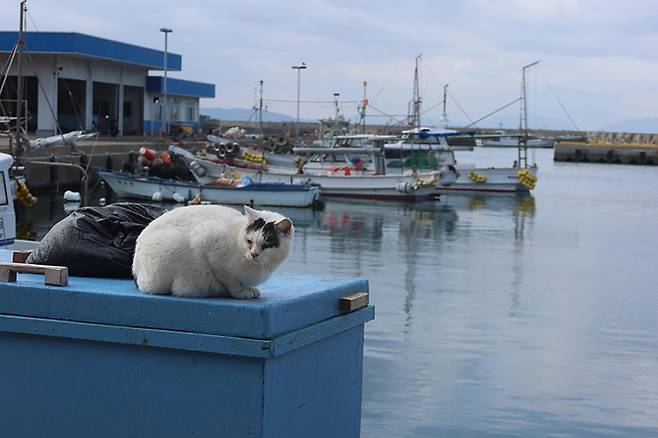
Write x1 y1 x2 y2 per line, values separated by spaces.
231 287 261 300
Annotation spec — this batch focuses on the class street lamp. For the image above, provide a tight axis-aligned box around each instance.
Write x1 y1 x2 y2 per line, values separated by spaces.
160 27 173 135
291 62 307 138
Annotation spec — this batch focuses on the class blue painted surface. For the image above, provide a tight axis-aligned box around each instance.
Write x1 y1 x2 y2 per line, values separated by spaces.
0 249 369 339
0 31 181 70
147 76 215 98
0 248 373 437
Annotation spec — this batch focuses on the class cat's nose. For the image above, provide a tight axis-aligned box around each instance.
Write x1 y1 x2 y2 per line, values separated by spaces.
250 252 260 259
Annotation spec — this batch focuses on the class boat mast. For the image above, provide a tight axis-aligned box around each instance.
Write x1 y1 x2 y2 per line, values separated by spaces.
408 54 422 130
519 60 539 168
360 80 367 134
439 83 449 129
15 1 26 141
258 79 263 134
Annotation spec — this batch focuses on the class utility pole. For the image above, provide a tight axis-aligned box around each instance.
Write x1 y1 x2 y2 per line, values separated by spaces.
291 63 307 138
160 27 172 135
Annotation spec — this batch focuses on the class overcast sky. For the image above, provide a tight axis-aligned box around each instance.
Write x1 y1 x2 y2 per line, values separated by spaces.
2 0 658 130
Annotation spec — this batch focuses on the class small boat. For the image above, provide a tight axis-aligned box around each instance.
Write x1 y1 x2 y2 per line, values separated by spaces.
177 154 439 201
481 131 554 148
98 171 322 208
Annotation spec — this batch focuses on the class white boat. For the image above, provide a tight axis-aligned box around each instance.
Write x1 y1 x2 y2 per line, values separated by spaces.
30 130 98 149
481 131 554 148
380 57 541 194
0 153 16 247
98 171 322 208
176 154 439 201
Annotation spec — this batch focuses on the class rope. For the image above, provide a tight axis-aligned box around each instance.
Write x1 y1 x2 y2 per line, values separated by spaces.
463 98 521 129
367 104 408 126
24 48 65 139
0 44 19 119
26 8 39 32
447 91 474 124
59 77 85 129
536 66 580 131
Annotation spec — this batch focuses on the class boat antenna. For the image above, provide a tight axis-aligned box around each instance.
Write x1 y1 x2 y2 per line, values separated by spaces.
519 60 539 168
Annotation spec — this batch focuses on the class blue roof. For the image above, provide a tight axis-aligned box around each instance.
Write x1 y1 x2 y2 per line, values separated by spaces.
147 76 215 98
0 31 181 70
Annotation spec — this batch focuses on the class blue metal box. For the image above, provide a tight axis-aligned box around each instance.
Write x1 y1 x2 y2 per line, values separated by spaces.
0 250 374 438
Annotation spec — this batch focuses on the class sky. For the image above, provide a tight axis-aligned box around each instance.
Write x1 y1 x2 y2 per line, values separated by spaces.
2 0 658 130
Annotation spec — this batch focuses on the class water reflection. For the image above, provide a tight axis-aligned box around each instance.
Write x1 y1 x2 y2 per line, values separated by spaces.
13 152 658 437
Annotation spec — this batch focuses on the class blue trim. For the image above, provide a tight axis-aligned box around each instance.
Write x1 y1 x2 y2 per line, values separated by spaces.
146 76 215 98
0 238 15 247
0 32 181 71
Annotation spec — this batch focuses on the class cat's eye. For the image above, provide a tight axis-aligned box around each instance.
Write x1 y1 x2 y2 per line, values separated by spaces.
246 239 253 247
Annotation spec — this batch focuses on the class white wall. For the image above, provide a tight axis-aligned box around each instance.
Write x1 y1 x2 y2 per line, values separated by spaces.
2 53 149 134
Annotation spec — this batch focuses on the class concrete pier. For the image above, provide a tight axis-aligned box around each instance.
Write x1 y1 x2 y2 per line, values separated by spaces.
554 141 658 165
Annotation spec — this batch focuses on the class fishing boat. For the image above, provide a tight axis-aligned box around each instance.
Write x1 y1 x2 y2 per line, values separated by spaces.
98 171 322 208
381 57 540 194
176 154 438 201
383 127 538 193
481 131 554 148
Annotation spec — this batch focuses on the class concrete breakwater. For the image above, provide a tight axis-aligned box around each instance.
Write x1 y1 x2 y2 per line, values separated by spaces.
554 141 658 165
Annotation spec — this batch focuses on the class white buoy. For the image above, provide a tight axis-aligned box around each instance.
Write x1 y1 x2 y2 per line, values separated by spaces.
152 192 163 202
63 190 81 202
172 193 185 203
99 197 107 206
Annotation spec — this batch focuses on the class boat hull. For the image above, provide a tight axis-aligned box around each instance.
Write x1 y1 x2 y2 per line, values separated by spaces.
99 172 321 208
181 156 439 201
436 166 538 194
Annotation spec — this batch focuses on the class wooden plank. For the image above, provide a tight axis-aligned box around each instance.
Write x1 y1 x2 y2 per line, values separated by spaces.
0 262 68 286
339 292 369 312
12 250 32 264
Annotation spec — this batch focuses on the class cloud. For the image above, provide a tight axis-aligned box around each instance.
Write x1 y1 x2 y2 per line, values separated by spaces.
2 0 658 129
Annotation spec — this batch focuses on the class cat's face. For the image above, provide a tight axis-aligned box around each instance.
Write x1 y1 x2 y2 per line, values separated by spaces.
242 206 294 265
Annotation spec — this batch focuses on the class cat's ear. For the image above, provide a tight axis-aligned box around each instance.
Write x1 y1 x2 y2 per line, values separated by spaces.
244 205 259 220
275 218 293 236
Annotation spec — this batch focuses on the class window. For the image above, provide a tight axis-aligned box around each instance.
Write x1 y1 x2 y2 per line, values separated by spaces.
188 106 194 121
0 171 8 206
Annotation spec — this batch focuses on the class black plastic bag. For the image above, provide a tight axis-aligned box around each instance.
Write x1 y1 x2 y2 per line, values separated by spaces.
27 203 168 278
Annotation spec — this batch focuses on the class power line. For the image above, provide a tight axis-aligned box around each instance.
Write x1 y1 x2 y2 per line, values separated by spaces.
264 98 358 104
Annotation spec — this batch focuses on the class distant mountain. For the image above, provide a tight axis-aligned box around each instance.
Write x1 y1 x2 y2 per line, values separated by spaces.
599 118 658 134
200 107 296 122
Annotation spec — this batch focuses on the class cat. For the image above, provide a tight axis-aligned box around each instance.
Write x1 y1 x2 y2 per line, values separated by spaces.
132 204 294 299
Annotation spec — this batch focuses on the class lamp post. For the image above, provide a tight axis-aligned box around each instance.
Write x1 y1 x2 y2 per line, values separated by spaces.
160 27 172 135
291 63 307 138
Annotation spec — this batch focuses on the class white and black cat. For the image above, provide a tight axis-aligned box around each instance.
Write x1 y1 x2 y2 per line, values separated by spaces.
132 205 294 299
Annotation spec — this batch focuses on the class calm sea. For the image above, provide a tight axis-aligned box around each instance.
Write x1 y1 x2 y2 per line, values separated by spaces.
16 148 658 437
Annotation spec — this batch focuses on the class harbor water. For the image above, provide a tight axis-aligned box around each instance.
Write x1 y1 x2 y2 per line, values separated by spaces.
15 148 658 437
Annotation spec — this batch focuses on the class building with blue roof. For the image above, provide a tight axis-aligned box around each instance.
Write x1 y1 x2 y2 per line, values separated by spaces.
0 31 215 136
